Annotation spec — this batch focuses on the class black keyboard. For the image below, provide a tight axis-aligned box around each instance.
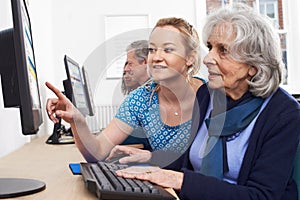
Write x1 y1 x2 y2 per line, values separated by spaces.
80 162 176 200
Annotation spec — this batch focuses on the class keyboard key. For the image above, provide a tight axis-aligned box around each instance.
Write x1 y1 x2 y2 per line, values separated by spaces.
101 167 123 191
115 175 132 192
133 179 150 193
91 165 113 190
125 178 142 192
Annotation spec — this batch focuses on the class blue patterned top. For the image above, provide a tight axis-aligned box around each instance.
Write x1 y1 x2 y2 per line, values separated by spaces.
115 81 192 153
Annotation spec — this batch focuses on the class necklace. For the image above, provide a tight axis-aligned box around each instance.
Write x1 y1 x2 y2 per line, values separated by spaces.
158 83 191 118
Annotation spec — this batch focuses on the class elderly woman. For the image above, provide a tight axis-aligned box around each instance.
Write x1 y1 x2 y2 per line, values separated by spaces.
116 3 300 200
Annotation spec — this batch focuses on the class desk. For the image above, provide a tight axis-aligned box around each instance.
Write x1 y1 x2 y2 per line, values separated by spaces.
0 136 95 200
0 136 178 200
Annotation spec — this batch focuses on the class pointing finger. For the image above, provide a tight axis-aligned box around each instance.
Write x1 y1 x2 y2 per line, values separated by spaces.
45 82 66 99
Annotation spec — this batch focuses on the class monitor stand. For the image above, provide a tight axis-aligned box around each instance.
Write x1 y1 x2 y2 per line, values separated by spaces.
46 118 74 145
0 178 45 198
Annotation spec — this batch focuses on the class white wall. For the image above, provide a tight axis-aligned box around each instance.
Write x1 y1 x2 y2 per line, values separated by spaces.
0 0 11 30
284 0 300 94
47 0 204 104
31 0 208 129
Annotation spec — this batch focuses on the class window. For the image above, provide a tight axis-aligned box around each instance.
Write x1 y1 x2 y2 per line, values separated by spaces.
259 1 278 28
258 0 288 84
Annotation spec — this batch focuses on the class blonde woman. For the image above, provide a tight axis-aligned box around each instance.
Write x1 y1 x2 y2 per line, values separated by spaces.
46 17 203 165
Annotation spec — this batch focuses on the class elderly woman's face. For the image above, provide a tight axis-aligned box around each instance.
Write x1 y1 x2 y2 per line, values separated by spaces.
203 24 257 100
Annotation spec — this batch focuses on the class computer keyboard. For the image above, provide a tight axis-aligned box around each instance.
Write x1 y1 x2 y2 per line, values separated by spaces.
80 161 176 200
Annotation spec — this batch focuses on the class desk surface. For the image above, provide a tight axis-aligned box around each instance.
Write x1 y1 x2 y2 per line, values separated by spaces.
0 136 178 200
0 136 95 200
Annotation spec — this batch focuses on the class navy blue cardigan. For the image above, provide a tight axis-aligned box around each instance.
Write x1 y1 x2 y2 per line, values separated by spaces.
166 84 300 200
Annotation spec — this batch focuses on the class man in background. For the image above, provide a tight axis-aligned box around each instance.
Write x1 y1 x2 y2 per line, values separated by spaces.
121 40 150 95
121 40 152 150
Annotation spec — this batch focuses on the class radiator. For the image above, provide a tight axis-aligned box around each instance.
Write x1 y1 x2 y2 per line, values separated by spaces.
86 104 119 133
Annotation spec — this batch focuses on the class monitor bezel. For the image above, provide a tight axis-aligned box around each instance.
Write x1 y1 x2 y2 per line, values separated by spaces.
11 0 42 134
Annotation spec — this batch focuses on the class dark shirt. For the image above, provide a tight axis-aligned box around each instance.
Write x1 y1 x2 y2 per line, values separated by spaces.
166 84 300 200
121 127 152 151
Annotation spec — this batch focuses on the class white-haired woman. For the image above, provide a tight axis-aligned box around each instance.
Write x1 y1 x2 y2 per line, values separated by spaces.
116 3 300 199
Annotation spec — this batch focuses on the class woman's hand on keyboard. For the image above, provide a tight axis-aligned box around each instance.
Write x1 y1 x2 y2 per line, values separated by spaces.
106 145 152 164
116 166 184 190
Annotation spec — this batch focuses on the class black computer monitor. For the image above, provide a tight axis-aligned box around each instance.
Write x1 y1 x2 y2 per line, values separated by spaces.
46 56 95 145
0 0 45 198
63 55 91 116
0 0 43 135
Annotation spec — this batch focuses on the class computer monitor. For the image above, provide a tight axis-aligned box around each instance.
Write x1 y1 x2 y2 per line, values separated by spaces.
0 0 45 198
0 0 43 135
82 66 95 116
63 55 91 116
46 56 95 145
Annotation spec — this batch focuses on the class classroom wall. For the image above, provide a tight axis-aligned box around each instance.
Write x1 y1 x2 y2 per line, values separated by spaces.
29 0 208 133
0 0 206 157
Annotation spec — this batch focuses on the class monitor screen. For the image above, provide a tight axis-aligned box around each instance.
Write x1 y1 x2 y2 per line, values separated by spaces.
0 0 42 135
63 55 90 116
19 0 41 111
82 66 95 116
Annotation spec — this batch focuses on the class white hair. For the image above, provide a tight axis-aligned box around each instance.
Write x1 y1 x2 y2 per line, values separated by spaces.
203 3 284 98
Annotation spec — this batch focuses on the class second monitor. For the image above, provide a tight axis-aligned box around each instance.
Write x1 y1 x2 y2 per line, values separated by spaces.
63 55 94 116
46 55 95 144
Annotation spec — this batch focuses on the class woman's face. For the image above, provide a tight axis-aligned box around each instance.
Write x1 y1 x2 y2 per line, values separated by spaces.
147 26 193 82
203 24 257 100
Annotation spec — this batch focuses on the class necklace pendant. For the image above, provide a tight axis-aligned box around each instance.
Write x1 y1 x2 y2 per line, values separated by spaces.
174 112 179 116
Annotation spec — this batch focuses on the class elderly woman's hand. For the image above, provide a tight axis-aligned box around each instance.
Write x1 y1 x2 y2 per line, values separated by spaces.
105 145 152 164
116 166 184 190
